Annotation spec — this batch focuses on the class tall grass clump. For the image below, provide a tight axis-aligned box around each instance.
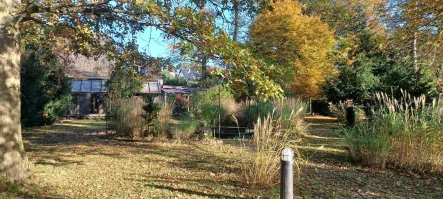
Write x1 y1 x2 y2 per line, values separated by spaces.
246 98 308 129
157 103 174 136
111 98 144 138
242 100 306 187
343 90 443 172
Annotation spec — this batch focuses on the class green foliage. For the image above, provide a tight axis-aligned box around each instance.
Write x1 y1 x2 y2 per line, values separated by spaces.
20 43 73 126
326 53 381 103
42 95 74 125
342 121 391 168
247 102 274 122
161 71 188 86
247 98 308 124
107 67 145 100
191 86 238 126
171 117 199 139
326 50 438 103
142 95 162 136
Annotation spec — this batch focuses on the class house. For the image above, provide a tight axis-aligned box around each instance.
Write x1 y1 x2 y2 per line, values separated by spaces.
67 55 111 117
178 69 201 81
66 55 190 117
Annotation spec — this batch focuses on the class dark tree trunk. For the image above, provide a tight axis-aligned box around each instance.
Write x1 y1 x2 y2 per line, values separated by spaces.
201 54 208 79
233 0 240 42
0 0 29 182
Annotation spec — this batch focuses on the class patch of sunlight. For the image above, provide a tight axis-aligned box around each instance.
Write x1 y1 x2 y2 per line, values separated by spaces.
297 145 347 153
304 134 344 140
302 161 352 171
58 123 104 128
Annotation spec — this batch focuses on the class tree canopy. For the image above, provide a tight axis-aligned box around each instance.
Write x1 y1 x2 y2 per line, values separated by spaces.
249 0 336 99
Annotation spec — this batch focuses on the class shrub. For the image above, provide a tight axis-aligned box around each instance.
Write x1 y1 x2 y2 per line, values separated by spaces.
21 43 73 126
162 71 188 86
329 101 365 125
343 91 443 172
246 102 274 123
191 86 241 126
42 95 74 125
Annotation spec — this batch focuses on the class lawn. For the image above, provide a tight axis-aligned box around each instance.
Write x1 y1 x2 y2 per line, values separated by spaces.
1 118 442 198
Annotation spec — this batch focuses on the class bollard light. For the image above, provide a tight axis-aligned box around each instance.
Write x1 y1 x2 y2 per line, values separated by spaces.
281 147 294 199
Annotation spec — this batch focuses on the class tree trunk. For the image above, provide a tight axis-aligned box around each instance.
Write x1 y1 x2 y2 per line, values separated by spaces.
0 0 29 182
413 32 418 72
232 0 240 42
201 54 208 79
413 0 419 72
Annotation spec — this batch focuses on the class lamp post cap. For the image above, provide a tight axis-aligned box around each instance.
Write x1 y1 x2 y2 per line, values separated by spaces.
281 147 294 161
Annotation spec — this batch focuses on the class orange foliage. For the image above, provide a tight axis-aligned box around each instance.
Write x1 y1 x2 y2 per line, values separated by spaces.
250 0 336 99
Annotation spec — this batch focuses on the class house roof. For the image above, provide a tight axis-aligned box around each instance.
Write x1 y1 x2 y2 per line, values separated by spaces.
161 85 201 94
67 54 113 79
139 80 163 94
71 79 107 93
179 69 200 80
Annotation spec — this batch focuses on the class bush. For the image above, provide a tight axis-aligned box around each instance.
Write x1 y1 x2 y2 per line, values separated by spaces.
142 95 162 136
191 86 241 126
329 101 365 125
246 102 274 123
21 43 73 126
342 91 443 172
42 95 74 125
162 71 188 86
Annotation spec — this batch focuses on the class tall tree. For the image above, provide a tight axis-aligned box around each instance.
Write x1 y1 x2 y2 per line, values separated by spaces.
1 0 285 181
385 0 443 73
0 0 29 182
249 0 336 99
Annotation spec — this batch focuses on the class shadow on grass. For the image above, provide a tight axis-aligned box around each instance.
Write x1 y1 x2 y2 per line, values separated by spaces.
297 161 443 199
143 184 248 199
0 179 63 199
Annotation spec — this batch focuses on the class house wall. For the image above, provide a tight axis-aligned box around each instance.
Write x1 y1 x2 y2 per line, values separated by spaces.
69 93 106 116
78 94 91 115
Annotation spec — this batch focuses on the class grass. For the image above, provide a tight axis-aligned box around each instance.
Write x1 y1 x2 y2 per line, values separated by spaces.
15 120 274 198
2 117 442 198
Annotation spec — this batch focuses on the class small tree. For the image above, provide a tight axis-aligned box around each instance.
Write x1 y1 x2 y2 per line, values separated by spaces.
141 95 161 137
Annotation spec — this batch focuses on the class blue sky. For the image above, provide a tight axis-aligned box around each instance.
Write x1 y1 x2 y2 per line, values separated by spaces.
136 27 171 58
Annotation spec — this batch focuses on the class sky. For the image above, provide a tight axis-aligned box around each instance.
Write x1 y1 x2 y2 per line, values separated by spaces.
136 27 171 58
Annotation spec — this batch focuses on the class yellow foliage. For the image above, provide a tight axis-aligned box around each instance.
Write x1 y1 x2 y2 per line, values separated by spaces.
250 0 336 99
